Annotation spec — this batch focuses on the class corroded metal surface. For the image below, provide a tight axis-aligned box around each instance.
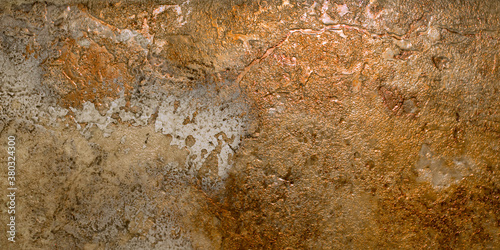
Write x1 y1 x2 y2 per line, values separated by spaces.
0 0 499 249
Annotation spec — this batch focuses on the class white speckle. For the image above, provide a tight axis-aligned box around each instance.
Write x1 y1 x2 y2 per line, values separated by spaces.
365 3 383 19
416 144 472 190
321 0 330 13
276 105 285 113
153 5 166 16
394 39 412 50
217 144 234 179
333 29 347 38
320 13 336 25
319 0 336 25
382 47 399 61
336 4 350 17
163 5 186 26
169 5 182 16
427 27 441 42
306 1 320 16
77 38 91 48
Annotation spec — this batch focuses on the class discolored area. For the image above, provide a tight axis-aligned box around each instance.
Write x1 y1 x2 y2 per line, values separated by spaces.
48 37 135 109
1 0 500 249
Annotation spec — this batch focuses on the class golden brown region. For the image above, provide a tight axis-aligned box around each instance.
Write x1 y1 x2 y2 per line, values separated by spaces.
214 18 500 249
45 37 133 110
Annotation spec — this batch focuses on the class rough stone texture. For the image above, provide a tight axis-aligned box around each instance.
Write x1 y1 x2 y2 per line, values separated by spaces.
0 0 499 249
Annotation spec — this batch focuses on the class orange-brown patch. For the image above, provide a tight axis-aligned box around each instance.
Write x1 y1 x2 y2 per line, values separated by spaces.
46 37 133 110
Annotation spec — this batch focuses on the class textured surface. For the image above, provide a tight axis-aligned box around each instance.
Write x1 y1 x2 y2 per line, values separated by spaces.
0 0 499 249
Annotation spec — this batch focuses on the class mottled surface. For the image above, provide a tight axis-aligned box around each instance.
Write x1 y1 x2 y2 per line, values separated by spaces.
0 0 499 249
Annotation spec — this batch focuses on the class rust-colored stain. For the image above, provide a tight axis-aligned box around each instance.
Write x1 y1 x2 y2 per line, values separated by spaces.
25 43 37 59
46 37 133 110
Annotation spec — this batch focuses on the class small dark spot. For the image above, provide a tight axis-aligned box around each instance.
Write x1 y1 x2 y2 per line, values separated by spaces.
394 50 413 60
366 160 375 170
379 85 403 113
305 155 318 166
131 184 142 193
432 56 450 70
369 2 383 14
453 127 459 140
402 98 417 115
185 135 196 147
173 100 180 113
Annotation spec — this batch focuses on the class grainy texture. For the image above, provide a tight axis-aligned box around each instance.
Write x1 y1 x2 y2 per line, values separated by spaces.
0 0 499 249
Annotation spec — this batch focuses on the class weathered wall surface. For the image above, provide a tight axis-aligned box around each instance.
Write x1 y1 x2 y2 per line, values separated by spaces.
0 0 499 249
